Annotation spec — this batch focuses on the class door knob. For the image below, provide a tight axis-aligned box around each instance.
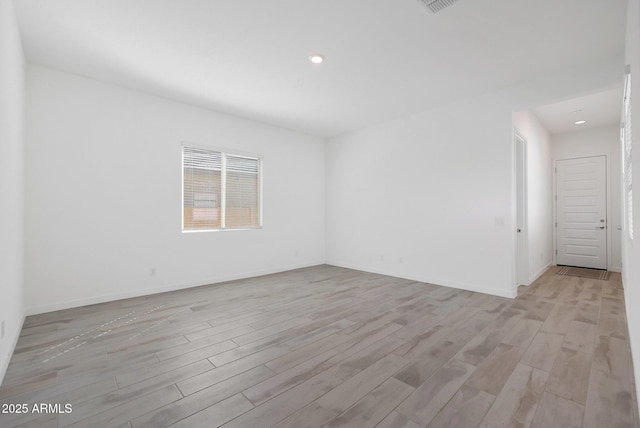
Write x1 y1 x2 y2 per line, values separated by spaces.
595 226 605 229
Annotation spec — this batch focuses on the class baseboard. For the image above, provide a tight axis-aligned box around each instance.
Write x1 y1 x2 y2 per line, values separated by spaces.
325 260 517 299
527 262 552 285
0 311 25 386
608 265 622 273
25 258 520 315
25 261 325 316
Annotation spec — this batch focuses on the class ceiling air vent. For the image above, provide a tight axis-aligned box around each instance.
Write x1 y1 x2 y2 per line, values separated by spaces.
417 0 460 13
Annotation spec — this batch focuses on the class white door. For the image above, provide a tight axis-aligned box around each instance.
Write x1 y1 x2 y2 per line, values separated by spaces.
556 156 607 269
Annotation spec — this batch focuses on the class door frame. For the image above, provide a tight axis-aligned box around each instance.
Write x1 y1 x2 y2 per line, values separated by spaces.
553 155 609 269
515 132 529 286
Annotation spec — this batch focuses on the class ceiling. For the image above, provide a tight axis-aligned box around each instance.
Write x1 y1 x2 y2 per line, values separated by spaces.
532 88 623 136
14 0 627 138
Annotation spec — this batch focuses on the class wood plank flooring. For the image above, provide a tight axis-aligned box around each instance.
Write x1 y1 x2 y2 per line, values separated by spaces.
0 265 637 427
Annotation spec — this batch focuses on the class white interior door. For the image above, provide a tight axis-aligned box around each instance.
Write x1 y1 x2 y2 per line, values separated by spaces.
556 156 607 269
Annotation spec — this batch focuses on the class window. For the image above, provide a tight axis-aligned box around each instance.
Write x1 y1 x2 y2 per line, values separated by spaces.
622 67 633 240
182 145 261 231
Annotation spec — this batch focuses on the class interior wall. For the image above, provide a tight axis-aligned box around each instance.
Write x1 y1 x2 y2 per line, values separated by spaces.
326 93 518 297
25 65 326 315
551 125 622 271
622 0 640 414
0 0 26 382
512 110 553 284
325 52 623 299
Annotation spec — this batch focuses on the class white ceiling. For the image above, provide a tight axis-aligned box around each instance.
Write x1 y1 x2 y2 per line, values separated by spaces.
14 0 627 138
532 88 623 136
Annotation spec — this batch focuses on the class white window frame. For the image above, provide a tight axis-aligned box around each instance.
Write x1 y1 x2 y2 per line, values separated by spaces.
182 143 263 232
622 66 633 240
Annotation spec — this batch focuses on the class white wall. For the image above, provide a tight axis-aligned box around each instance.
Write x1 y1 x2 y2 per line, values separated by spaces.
0 0 26 382
325 51 622 299
512 110 553 284
25 65 326 315
551 126 622 271
622 0 640 414
326 93 517 298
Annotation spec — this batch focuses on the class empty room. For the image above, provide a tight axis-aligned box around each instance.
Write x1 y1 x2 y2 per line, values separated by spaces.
1 0 640 427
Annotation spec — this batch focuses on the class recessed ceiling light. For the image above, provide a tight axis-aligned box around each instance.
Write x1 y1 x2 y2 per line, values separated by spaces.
309 54 324 64
575 120 587 125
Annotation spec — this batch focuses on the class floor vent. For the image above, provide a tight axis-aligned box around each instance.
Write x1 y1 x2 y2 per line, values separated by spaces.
417 0 460 13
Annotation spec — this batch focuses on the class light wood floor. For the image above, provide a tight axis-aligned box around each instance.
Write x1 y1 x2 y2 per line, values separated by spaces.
0 265 637 428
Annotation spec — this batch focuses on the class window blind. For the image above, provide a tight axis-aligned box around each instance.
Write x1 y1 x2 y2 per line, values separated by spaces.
225 154 261 228
183 146 261 231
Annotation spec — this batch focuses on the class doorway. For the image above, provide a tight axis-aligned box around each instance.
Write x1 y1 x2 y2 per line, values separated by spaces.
515 134 528 285
555 155 607 269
